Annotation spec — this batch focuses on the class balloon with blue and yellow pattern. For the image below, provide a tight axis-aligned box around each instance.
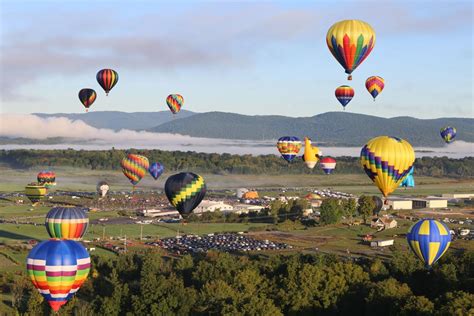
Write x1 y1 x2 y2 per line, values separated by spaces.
121 154 149 187
277 136 302 163
360 136 415 197
440 126 456 144
326 20 376 80
407 218 451 268
365 76 384 101
164 172 206 216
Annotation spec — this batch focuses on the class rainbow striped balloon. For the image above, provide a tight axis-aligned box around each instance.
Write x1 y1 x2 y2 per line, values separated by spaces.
121 154 149 186
27 240 90 312
37 171 56 189
360 136 415 197
407 219 451 268
45 207 89 240
96 69 119 96
326 20 376 80
78 88 97 112
365 76 385 100
166 94 184 114
335 85 354 109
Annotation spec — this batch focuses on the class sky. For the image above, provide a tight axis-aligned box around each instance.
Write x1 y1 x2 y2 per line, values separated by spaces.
0 0 472 119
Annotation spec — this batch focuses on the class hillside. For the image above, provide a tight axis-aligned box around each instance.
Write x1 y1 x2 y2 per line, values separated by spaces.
150 111 474 147
35 110 196 131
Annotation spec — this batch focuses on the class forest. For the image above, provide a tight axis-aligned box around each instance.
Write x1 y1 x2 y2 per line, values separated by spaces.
3 249 473 315
0 149 473 177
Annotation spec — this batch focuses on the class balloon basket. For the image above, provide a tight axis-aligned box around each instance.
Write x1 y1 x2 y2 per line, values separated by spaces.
347 75 352 80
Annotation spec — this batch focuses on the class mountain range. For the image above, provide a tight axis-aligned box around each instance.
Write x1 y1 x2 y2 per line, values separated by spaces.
29 111 474 147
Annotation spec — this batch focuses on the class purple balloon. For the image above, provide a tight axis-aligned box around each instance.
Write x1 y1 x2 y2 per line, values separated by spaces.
148 162 164 180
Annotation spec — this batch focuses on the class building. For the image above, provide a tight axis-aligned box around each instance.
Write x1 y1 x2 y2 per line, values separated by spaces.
138 209 180 218
387 198 412 210
441 193 474 199
371 217 398 230
233 204 264 214
370 239 394 247
194 200 234 214
412 198 448 209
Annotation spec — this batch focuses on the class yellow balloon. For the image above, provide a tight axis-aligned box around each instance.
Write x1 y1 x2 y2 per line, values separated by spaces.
360 136 415 197
303 137 320 169
326 20 376 80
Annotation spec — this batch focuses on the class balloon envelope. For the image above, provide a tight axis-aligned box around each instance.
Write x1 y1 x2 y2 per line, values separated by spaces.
27 240 90 312
25 183 47 206
121 154 149 186
165 172 206 215
78 88 97 111
37 171 56 189
360 136 415 197
335 85 354 109
277 136 302 163
302 137 320 169
440 126 456 144
96 69 118 95
149 162 164 180
326 20 376 80
166 94 184 114
365 76 384 100
399 166 415 188
407 218 451 268
45 207 89 240
372 196 383 215
320 157 336 174
96 181 109 198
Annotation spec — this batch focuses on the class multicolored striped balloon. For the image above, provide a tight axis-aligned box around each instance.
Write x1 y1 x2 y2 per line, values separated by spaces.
78 88 97 111
166 94 184 114
407 219 451 268
365 76 385 100
149 162 164 180
37 171 56 189
335 85 354 109
320 157 336 174
360 136 415 197
121 154 149 186
326 20 376 80
277 136 302 163
25 183 47 206
96 69 119 96
165 172 206 215
45 207 89 240
440 126 456 144
27 240 90 312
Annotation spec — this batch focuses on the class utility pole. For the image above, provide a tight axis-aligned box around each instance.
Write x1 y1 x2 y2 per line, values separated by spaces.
102 226 105 240
124 235 127 253
140 224 143 241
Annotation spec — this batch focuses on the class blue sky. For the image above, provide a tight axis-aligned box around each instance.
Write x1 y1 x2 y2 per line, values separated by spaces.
0 0 472 118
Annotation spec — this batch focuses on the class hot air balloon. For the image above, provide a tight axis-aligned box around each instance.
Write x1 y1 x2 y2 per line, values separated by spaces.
166 94 184 114
399 166 415 188
360 136 415 197
277 136 302 163
320 157 336 174
335 85 354 110
37 171 56 189
96 181 109 198
96 69 118 96
121 154 149 187
407 218 451 268
372 196 383 215
165 172 206 216
25 183 47 206
302 137 321 169
365 76 384 101
27 239 90 312
78 88 97 112
440 126 456 144
45 207 89 240
326 19 376 80
149 162 164 180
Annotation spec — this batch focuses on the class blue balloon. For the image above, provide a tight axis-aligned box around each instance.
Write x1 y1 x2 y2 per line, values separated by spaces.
148 162 164 180
399 166 415 188
440 126 456 144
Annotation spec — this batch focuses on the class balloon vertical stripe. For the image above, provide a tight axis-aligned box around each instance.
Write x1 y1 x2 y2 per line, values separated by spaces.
96 69 119 95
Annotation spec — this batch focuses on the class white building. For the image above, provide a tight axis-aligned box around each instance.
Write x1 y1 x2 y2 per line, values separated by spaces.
370 239 394 247
441 193 474 199
386 198 413 210
193 200 234 214
233 204 265 214
138 209 181 218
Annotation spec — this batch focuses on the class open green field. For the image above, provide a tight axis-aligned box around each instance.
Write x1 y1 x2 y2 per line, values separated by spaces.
1 166 473 195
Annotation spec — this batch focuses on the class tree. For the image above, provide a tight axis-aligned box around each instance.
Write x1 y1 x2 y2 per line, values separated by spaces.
358 195 375 223
399 296 434 316
319 198 343 225
342 198 358 219
365 278 412 315
437 291 474 316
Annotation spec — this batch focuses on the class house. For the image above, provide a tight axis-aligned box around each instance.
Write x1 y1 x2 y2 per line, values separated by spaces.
370 239 394 247
193 200 234 214
371 217 398 230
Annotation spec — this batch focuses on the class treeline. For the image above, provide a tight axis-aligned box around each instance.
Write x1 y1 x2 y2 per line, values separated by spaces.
0 149 473 177
3 249 473 315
